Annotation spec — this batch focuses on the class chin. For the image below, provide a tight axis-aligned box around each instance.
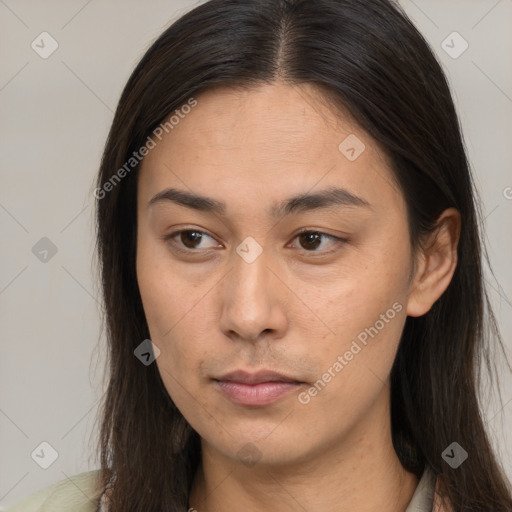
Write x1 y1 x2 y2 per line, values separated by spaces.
205 431 311 468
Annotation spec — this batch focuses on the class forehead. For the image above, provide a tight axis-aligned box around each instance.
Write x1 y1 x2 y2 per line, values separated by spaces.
137 82 401 214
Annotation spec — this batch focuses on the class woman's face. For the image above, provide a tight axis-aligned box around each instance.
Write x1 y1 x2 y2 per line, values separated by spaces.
136 83 417 467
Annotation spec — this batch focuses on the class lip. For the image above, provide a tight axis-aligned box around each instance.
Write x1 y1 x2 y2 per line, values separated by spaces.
215 369 302 385
213 370 305 407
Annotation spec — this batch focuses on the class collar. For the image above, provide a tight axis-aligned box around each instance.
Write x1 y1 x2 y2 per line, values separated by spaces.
405 467 436 512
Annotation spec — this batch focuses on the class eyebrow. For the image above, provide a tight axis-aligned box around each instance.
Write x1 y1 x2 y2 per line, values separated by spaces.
147 186 372 217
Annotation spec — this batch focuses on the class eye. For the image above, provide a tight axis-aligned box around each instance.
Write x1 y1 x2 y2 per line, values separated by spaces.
164 229 220 252
164 228 347 255
291 229 347 254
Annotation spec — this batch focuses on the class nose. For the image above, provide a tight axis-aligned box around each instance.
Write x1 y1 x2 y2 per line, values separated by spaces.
218 247 288 343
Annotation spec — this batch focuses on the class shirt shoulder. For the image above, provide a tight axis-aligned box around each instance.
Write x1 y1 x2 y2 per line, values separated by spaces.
4 470 104 512
405 467 436 512
405 467 454 512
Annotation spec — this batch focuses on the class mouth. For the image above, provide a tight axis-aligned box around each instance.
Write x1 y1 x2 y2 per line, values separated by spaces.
212 369 307 407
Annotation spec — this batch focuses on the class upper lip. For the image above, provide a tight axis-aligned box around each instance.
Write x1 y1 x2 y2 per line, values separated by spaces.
214 370 303 384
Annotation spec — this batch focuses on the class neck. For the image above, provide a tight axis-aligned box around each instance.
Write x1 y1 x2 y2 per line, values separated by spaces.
188 389 419 512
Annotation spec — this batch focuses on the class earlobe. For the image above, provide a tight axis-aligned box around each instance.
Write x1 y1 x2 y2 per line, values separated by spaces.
406 208 461 318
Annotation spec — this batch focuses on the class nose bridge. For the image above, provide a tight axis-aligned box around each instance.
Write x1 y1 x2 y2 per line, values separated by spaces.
219 240 286 340
229 241 271 312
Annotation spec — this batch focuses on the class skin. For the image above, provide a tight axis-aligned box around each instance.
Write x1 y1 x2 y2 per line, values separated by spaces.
136 83 460 512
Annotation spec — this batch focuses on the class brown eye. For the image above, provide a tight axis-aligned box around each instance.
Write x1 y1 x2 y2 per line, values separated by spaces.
298 231 323 250
179 230 204 249
293 230 347 254
164 229 220 252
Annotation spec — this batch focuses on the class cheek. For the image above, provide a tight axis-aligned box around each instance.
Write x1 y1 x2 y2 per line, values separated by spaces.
138 262 210 417
137 231 198 336
136 240 190 368
136 239 219 396
313 244 410 339
300 236 411 390
345 227 412 312
293 279 407 437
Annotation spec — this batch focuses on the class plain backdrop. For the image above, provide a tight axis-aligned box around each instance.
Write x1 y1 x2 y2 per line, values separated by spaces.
1 0 511 508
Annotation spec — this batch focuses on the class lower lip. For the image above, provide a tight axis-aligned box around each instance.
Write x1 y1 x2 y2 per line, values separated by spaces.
214 380 303 406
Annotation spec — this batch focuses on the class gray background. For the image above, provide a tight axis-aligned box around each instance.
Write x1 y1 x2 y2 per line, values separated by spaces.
1 0 511 508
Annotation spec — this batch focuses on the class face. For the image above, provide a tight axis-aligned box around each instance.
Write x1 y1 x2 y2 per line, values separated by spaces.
136 83 416 467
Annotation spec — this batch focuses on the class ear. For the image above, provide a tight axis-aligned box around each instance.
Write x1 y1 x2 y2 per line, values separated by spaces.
406 207 461 317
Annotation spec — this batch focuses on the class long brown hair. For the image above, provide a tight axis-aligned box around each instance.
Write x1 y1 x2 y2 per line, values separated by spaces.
94 0 512 510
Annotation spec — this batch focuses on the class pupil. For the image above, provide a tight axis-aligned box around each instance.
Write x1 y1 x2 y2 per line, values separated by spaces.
300 232 321 250
182 231 202 248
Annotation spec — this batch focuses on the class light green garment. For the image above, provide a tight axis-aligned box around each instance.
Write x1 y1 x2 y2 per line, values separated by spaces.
4 466 436 511
4 470 103 512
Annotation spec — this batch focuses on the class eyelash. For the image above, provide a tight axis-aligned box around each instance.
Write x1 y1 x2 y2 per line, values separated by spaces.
163 228 348 256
